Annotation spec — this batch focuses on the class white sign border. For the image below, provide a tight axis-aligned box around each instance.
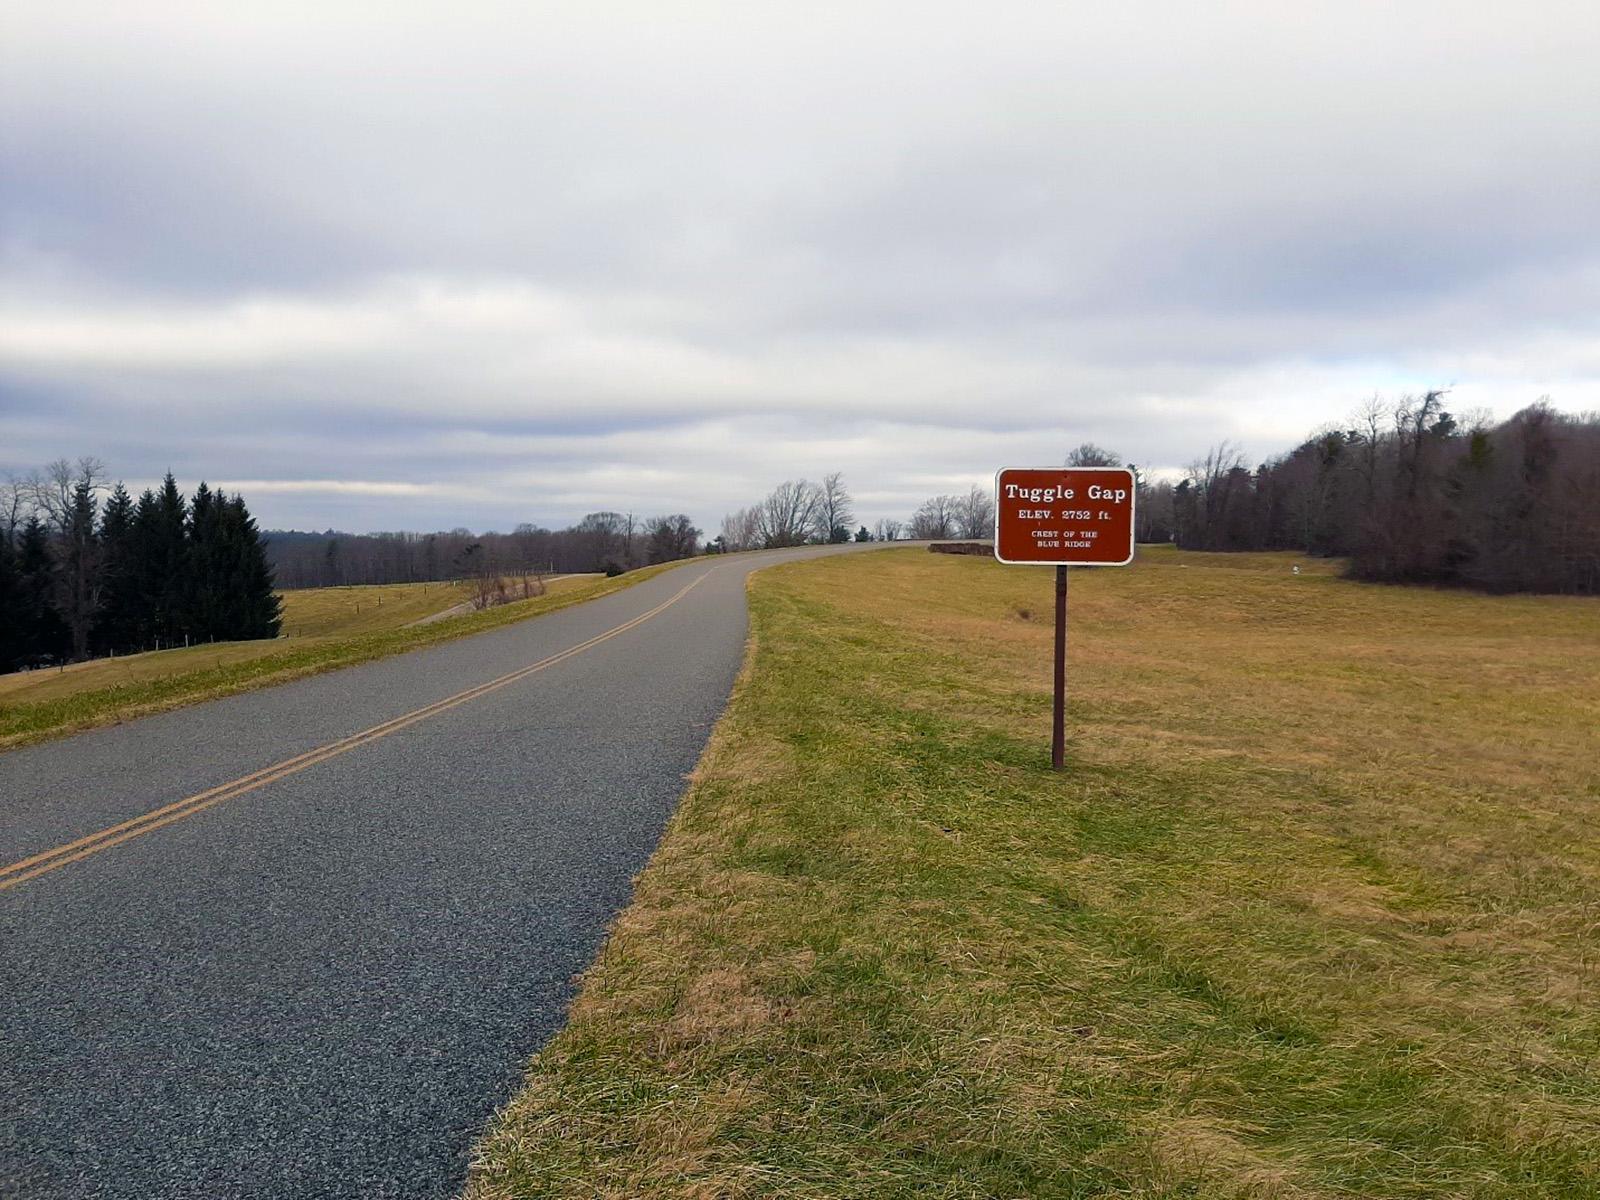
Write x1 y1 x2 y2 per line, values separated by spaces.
992 465 1138 567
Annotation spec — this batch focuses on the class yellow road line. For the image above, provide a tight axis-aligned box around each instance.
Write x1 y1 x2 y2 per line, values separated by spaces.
0 569 715 892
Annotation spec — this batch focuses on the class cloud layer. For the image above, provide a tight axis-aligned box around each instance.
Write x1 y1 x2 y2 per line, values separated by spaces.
4 2 1598 531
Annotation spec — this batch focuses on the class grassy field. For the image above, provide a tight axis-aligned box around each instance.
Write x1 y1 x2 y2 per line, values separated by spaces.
468 545 1600 1199
0 570 662 751
280 579 477 636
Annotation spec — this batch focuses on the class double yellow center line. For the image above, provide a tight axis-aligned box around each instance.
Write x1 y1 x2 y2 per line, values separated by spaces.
0 569 714 893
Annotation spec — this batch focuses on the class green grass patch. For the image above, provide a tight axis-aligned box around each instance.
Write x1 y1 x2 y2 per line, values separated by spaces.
0 564 681 752
468 546 1600 1198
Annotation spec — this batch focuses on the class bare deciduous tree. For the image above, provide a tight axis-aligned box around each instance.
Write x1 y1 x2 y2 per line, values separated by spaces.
909 494 960 540
719 507 762 552
1066 443 1123 467
29 458 107 661
954 485 994 539
815 472 854 543
646 513 700 563
1 474 30 544
1135 476 1176 542
29 458 106 527
873 517 903 542
1353 393 1386 504
757 480 819 548
574 511 627 572
1178 441 1246 547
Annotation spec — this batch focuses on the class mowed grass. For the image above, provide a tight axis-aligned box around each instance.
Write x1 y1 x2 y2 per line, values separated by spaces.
0 569 666 751
468 545 1600 1199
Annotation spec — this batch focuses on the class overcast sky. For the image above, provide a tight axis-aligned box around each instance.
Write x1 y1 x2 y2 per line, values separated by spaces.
3 3 1598 533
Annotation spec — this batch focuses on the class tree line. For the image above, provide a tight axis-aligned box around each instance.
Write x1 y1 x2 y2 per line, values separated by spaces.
2 460 281 672
715 469 1063 549
881 397 1599 597
895 445 1171 543
901 487 995 541
266 511 703 589
1014 403 1598 595
1154 396 1599 592
715 473 1004 548
715 474 865 550
896 447 1133 542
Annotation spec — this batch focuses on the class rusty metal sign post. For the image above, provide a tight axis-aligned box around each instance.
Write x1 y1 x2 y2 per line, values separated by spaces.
994 467 1138 768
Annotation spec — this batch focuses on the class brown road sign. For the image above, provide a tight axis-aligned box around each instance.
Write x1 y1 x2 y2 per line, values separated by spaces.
993 465 1137 769
993 466 1137 566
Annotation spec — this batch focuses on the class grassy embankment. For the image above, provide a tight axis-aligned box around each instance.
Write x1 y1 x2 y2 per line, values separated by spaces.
469 545 1600 1199
0 570 667 752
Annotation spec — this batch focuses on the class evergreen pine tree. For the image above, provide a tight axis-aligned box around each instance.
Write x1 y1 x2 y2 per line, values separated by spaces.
17 517 68 664
135 473 191 646
130 488 162 649
225 494 282 639
0 531 25 672
96 483 139 654
187 481 224 641
57 477 102 661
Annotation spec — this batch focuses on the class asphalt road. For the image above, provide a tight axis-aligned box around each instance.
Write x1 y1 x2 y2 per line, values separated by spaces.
1 543 886 1199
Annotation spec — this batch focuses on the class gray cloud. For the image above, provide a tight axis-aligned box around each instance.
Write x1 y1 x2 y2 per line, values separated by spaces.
3 2 1598 532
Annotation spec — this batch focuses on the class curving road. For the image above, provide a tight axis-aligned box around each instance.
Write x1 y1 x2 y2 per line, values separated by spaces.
1 543 887 1199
